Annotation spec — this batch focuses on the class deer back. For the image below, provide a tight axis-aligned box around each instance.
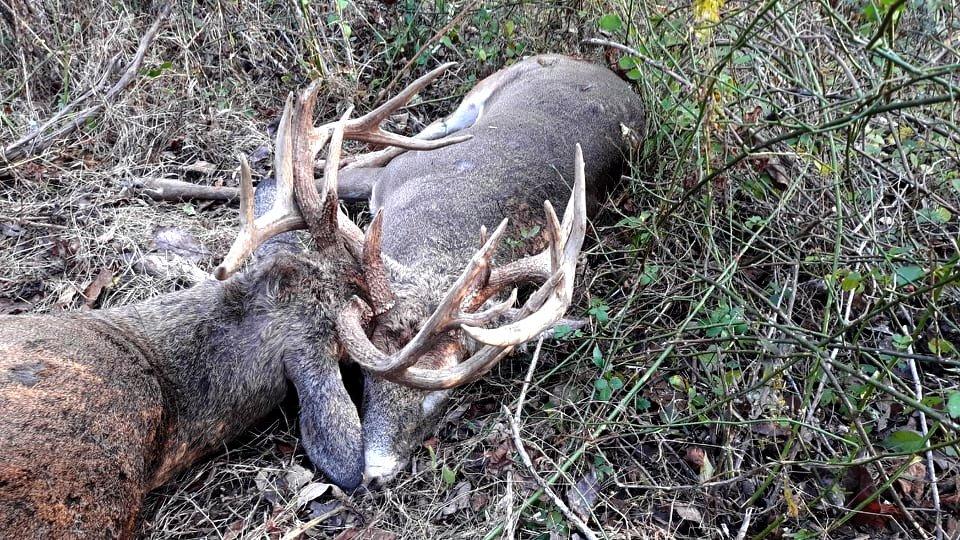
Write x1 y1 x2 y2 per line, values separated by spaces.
366 54 643 273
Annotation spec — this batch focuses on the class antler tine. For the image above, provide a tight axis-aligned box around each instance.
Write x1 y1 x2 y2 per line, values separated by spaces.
362 211 397 315
338 63 472 151
338 218 514 374
214 96 304 280
461 144 587 346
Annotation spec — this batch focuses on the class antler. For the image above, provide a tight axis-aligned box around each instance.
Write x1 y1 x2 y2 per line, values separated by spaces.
213 63 469 279
337 144 588 390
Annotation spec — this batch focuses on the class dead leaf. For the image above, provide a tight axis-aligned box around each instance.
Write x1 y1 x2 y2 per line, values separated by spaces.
440 481 472 516
255 470 280 506
684 447 714 482
784 482 800 518
335 527 397 540
673 503 702 523
281 464 312 493
844 464 900 529
896 459 926 500
1 222 24 237
296 482 332 509
95 228 116 244
82 268 114 308
484 439 514 472
470 492 489 512
152 226 210 262
181 160 217 175
0 298 32 314
567 468 600 521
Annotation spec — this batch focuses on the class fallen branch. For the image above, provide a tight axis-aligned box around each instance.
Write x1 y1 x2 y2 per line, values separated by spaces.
503 338 599 540
1 3 172 163
134 178 239 203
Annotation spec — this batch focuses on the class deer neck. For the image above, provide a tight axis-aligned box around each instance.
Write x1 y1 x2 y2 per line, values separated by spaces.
105 268 291 486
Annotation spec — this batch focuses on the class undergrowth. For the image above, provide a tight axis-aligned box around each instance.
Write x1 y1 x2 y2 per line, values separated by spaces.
2 0 959 538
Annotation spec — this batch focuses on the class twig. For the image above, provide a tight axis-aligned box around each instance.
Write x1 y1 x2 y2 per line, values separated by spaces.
1 3 172 163
381 0 480 98
503 337 600 540
900 317 944 540
582 37 694 92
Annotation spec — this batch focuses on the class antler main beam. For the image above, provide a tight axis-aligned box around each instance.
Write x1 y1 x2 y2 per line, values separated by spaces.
338 144 589 390
213 64 469 280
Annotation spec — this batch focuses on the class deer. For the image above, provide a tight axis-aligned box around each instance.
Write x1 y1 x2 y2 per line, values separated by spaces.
320 53 646 484
0 60 591 538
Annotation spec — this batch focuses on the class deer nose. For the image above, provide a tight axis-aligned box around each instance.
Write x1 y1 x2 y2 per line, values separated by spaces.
363 448 402 487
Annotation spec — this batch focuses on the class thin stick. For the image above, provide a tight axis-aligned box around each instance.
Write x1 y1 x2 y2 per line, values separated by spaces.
381 0 480 97
2 3 172 162
503 337 599 540
582 37 694 92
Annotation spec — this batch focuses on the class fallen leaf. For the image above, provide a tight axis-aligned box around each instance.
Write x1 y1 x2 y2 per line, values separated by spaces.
0 298 32 314
335 527 397 540
844 465 900 529
567 468 600 521
152 226 210 262
470 492 489 512
673 503 702 523
896 459 926 500
484 440 514 471
181 160 217 174
296 482 332 509
684 447 714 482
255 470 280 506
82 268 114 308
440 481 472 516
284 464 312 490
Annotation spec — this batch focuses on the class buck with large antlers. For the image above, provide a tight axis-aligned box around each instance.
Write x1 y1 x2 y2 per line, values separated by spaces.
329 54 644 483
0 56 611 536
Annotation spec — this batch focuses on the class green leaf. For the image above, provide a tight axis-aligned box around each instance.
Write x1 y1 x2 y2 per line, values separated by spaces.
588 299 609 324
441 465 456 486
918 207 952 224
928 338 956 356
180 203 196 216
892 334 913 350
639 265 660 286
608 376 624 391
618 56 637 70
553 324 573 339
894 265 924 287
841 271 863 292
503 19 515 38
598 13 623 33
882 430 925 453
594 378 611 401
626 68 642 81
591 345 605 369
947 392 960 419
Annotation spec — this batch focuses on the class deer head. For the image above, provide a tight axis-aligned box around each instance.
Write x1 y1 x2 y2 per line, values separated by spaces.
215 62 589 487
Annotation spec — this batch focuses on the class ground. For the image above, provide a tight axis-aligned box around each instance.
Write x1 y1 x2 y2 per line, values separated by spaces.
2 0 960 538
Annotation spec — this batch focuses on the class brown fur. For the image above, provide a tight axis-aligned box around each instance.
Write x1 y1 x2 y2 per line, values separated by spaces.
0 249 366 538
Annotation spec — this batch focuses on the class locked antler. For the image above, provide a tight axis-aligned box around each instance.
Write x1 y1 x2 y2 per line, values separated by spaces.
337 144 588 390
213 63 470 279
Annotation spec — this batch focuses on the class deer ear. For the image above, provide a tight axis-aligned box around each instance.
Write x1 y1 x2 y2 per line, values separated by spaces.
285 347 364 490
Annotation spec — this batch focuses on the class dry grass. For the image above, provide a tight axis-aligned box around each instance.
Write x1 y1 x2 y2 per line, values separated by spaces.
3 0 960 538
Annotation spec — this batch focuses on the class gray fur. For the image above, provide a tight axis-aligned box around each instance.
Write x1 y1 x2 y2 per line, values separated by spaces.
340 54 646 483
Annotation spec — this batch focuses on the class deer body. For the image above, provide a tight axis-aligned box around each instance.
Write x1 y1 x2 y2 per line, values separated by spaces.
0 253 365 538
337 54 645 482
